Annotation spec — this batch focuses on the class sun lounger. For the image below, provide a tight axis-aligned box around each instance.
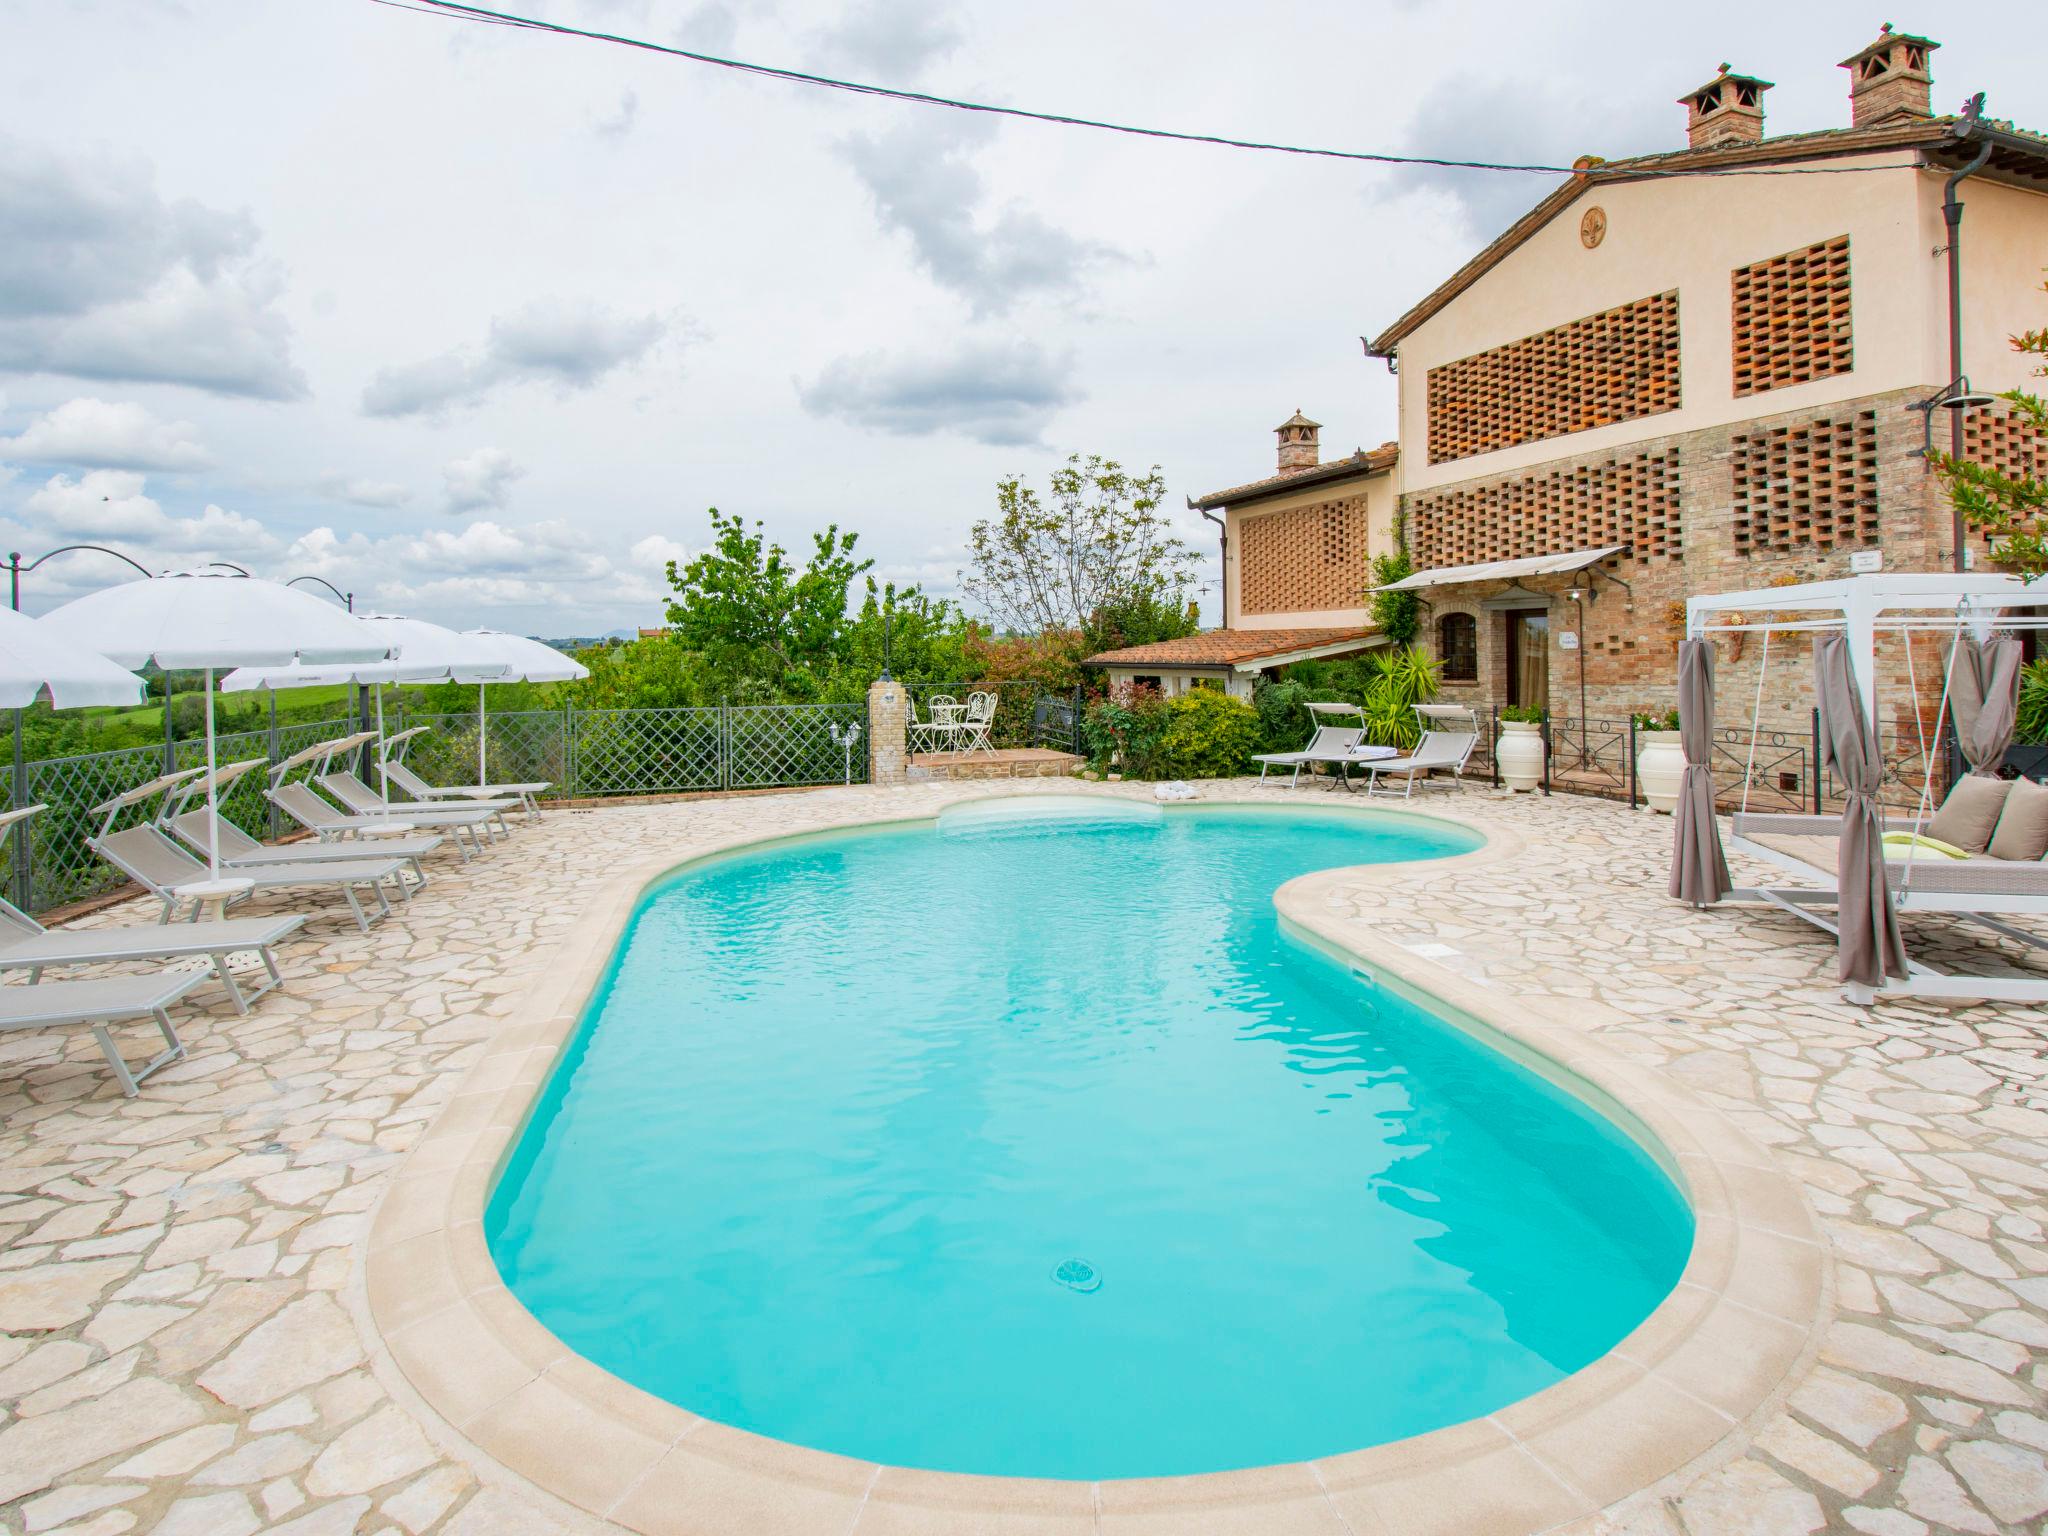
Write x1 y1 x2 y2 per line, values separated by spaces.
378 727 547 813
0 806 304 1014
268 783 488 861
92 825 406 932
316 770 511 842
1356 707 1480 797
1726 811 2048 1003
377 758 531 816
165 809 438 893
1253 704 1368 788
0 970 206 1095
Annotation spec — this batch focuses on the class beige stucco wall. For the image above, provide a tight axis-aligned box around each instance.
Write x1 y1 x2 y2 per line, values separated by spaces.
1948 177 2048 393
1391 153 2048 496
1222 472 1394 630
1102 666 1254 702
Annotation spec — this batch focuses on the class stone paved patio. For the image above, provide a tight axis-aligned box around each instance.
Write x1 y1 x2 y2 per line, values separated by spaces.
2 779 2046 1535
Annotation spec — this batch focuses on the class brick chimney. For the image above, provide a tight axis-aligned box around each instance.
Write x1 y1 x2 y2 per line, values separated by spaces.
1275 410 1321 476
1839 25 1938 126
1679 65 1773 149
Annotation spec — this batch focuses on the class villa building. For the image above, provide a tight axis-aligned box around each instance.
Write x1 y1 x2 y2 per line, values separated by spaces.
1095 25 2048 736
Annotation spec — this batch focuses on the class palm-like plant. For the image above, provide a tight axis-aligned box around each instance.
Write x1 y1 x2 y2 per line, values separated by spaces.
1357 647 1442 747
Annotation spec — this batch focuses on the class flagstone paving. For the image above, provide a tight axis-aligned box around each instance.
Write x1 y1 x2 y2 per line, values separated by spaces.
2 778 2045 1535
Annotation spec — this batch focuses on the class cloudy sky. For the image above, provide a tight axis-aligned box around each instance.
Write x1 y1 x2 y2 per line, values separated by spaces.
0 1 2032 635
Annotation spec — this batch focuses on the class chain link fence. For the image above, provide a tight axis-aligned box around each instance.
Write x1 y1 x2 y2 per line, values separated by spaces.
6 702 870 915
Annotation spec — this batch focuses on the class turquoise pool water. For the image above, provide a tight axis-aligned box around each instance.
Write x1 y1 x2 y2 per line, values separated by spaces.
487 800 1692 1480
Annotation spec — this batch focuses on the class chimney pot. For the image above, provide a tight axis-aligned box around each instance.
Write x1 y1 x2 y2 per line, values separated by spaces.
1839 25 1938 126
1274 409 1322 476
1678 65 1773 150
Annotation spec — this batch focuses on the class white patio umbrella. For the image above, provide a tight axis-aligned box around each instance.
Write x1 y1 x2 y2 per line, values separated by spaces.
451 630 589 783
39 572 391 885
222 613 510 811
0 607 146 708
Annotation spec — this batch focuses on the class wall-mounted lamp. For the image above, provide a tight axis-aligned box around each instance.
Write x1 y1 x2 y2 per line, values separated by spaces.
1911 375 1997 462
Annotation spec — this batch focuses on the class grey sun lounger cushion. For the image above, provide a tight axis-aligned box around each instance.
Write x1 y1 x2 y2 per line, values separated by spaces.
0 970 206 1095
316 772 508 837
93 826 407 932
1734 814 2048 899
0 904 303 1015
268 783 485 861
167 809 441 879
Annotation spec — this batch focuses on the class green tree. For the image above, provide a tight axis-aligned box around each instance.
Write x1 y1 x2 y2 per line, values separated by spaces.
965 454 1197 636
1082 590 1201 656
664 509 874 694
1933 275 2048 577
1370 549 1419 646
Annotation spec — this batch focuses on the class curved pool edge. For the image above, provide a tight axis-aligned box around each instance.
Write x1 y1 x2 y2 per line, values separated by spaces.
356 783 1828 1536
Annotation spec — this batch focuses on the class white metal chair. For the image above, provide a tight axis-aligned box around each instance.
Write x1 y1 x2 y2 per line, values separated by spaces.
1356 706 1480 797
958 691 997 753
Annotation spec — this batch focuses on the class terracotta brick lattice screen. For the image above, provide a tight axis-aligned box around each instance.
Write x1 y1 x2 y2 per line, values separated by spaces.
1963 406 2048 481
1425 292 1680 464
1405 450 1682 571
1731 411 1879 555
1238 496 1370 615
1731 235 1853 398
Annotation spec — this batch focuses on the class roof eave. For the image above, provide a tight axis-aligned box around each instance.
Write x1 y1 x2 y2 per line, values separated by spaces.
1190 451 1396 511
1366 119 1983 356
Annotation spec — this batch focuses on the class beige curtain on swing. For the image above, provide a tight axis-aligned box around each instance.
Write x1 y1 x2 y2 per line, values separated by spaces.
1814 632 1908 988
1669 638 1731 906
1950 634 2024 777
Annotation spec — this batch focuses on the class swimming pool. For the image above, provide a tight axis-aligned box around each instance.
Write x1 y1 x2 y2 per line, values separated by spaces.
487 799 1693 1481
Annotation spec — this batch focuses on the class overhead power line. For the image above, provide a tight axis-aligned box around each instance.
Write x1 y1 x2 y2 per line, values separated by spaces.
369 0 1943 182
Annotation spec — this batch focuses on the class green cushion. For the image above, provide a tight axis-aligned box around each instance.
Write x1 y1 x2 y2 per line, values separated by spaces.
1926 775 2012 854
1881 831 1971 860
1987 775 2048 862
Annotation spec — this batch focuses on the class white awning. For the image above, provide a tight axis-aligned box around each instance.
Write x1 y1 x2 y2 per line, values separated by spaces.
1379 545 1627 592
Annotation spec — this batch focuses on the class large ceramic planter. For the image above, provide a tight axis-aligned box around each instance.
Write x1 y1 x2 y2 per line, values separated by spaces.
1636 730 1686 814
1497 720 1545 792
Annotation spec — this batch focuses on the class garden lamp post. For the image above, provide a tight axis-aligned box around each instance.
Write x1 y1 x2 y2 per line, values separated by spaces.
285 575 354 612
8 544 155 612
829 719 863 786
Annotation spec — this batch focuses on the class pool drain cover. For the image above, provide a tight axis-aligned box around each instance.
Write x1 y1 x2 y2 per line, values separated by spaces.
1052 1258 1101 1294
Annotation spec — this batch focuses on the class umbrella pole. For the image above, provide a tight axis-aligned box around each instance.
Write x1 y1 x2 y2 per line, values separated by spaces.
479 683 487 783
376 683 389 812
204 666 220 882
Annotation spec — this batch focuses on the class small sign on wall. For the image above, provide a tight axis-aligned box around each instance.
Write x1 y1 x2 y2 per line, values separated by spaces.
1849 549 1883 574
1558 631 1580 651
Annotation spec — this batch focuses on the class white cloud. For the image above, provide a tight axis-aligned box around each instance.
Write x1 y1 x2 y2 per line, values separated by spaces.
315 473 413 509
17 469 278 590
0 397 212 471
629 533 692 578
591 90 639 140
799 337 1079 445
441 448 524 513
812 0 961 81
362 300 670 419
840 116 1122 317
0 135 306 400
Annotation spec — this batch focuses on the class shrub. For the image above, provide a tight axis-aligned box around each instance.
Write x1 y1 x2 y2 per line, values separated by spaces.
1631 708 1680 732
1252 677 1313 754
1159 689 1263 779
2019 659 2048 746
1500 704 1546 725
1082 691 1171 778
1360 646 1441 748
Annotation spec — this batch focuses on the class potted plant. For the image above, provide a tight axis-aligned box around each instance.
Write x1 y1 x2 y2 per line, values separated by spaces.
1496 705 1546 792
1632 708 1684 815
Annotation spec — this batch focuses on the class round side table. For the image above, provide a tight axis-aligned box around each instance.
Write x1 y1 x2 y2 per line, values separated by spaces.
173 876 255 924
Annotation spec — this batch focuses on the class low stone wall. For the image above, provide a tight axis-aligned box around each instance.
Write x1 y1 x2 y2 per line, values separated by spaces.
907 749 1082 782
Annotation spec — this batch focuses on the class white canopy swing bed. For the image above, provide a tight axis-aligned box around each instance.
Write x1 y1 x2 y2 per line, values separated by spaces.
1672 572 2048 1006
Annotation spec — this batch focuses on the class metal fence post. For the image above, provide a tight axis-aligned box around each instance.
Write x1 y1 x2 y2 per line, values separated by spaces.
162 673 177 773
719 704 731 791
563 700 575 797
1540 718 1552 796
266 692 281 839
1810 706 1823 814
1627 716 1638 808
1490 706 1500 789
11 708 30 911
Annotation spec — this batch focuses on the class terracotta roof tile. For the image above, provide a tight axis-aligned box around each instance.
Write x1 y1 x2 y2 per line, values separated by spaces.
1082 626 1375 668
1191 445 1398 510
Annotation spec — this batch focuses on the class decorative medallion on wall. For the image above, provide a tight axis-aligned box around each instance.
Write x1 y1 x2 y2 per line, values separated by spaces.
1580 207 1607 249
